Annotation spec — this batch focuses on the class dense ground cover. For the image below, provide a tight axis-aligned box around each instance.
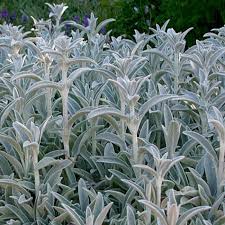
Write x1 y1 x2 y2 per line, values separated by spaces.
0 3 225 225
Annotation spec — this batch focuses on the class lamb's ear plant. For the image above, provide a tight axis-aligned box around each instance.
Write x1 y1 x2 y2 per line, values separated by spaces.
207 106 225 194
132 146 184 206
51 179 113 225
27 17 96 159
87 75 176 176
144 25 193 94
139 189 210 225
1 2 225 225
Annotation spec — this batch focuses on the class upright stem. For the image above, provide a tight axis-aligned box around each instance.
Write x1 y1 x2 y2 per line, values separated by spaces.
132 130 139 164
61 65 70 158
145 182 152 225
130 102 141 176
44 62 52 117
32 145 40 196
91 118 97 155
120 92 126 141
199 109 208 135
218 138 225 194
156 176 162 207
174 52 179 94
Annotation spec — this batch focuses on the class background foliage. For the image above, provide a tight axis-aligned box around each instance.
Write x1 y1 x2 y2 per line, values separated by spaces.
1 0 225 45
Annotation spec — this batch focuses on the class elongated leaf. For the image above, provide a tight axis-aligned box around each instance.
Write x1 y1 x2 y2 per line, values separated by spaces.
11 73 42 81
88 107 127 120
0 97 22 127
35 157 58 170
139 200 168 225
176 206 210 225
62 203 85 225
68 107 93 128
5 204 30 223
126 205 136 225
93 192 104 219
26 80 62 94
121 179 146 199
138 95 176 121
183 131 218 163
96 132 127 150
96 18 115 33
78 178 89 212
143 49 173 68
68 67 92 83
94 202 113 225
133 164 157 177
0 151 24 178
0 179 30 196
13 121 33 142
0 133 23 159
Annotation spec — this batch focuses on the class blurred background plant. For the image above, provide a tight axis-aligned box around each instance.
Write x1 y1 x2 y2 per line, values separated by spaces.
1 0 225 45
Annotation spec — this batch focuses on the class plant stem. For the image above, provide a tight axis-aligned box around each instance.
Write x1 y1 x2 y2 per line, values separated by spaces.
91 118 97 155
32 145 40 196
218 139 225 194
145 182 152 225
62 88 70 158
120 92 126 141
199 109 208 135
61 65 70 158
130 102 141 176
174 52 179 94
132 130 139 164
44 63 52 117
156 177 162 207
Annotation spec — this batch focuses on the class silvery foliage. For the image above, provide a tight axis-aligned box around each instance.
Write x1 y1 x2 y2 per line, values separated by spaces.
0 3 225 225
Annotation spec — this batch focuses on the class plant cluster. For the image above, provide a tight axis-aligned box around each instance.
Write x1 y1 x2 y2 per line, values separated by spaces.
0 3 225 225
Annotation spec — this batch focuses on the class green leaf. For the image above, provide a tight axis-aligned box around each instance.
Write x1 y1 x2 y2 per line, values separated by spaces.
163 120 181 158
0 179 30 196
138 95 176 122
13 121 33 142
161 156 184 178
176 206 210 225
5 204 30 223
0 97 22 127
43 160 72 184
133 164 157 177
143 49 173 68
11 72 42 81
87 107 127 120
93 192 104 219
26 80 62 94
96 132 127 150
189 168 212 197
78 178 89 212
139 200 168 225
94 202 113 225
35 157 58 170
68 107 93 129
206 47 225 68
183 131 218 164
52 191 73 207
68 67 92 83
62 203 85 225
96 18 115 33
0 133 23 160
126 205 136 225
121 179 146 199
0 151 24 178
